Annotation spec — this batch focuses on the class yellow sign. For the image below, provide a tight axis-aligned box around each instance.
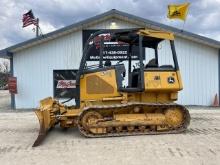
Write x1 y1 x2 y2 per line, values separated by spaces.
167 3 190 21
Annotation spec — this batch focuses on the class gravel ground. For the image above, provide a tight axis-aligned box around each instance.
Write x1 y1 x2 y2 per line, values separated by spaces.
0 91 220 165
0 90 10 110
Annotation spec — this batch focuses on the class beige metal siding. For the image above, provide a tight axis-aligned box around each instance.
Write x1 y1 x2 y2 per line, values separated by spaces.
175 37 218 105
14 31 82 108
13 20 139 108
13 19 219 108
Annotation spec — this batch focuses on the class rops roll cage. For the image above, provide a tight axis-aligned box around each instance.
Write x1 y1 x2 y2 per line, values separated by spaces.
75 29 179 108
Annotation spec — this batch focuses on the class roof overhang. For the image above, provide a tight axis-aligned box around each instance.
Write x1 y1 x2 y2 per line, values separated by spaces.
0 50 12 59
0 9 220 58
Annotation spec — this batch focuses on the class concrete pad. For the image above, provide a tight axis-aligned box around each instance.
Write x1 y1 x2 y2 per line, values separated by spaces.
0 91 220 164
0 110 220 165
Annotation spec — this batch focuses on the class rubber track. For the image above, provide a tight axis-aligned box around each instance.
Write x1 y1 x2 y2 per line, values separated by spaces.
77 102 191 137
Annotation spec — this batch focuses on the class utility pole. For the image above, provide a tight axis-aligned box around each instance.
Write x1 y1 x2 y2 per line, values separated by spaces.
36 18 39 37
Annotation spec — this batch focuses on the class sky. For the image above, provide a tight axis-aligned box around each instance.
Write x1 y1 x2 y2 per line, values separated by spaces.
0 0 220 50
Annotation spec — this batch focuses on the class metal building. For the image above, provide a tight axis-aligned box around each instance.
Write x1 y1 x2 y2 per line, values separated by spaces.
0 9 220 109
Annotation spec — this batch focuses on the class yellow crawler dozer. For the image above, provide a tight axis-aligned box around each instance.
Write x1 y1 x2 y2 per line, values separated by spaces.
33 28 190 147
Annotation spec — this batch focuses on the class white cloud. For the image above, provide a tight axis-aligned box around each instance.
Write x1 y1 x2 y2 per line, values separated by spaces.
38 21 58 35
0 0 220 51
0 38 11 50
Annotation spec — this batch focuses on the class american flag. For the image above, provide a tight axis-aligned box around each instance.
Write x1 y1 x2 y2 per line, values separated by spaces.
22 10 37 28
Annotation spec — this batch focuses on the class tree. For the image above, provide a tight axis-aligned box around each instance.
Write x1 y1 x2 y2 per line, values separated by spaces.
0 60 10 89
0 60 10 73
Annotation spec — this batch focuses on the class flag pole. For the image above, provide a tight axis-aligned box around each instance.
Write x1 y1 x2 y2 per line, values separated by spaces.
36 18 39 37
181 20 186 32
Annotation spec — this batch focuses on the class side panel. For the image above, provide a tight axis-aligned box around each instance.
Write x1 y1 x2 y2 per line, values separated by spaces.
80 69 121 100
144 71 181 91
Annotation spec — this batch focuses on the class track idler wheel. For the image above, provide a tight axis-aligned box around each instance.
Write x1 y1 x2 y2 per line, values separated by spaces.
80 111 106 134
165 108 184 128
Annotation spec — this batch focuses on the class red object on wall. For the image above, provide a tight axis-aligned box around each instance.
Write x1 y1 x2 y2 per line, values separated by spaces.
8 77 17 94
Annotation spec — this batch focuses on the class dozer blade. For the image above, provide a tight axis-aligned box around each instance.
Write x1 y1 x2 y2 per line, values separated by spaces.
32 110 47 147
33 97 60 147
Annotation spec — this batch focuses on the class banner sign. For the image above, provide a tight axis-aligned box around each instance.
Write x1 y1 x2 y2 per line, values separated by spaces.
82 29 145 61
56 80 76 89
8 77 17 94
53 70 78 98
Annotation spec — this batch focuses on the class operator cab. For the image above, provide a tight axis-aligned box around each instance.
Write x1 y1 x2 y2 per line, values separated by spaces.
78 29 179 99
109 29 178 92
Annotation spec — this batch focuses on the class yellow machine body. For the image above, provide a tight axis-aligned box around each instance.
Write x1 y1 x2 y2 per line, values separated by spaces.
33 29 190 147
80 69 182 104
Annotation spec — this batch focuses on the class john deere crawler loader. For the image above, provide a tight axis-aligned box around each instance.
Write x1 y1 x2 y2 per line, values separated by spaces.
33 28 190 147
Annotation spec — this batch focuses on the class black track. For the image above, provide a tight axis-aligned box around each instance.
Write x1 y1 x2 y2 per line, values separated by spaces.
77 102 191 137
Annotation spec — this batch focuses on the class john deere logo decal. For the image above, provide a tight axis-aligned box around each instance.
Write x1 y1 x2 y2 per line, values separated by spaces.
168 77 175 84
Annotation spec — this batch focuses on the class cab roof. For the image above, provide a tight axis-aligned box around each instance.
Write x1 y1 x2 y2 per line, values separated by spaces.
113 28 173 48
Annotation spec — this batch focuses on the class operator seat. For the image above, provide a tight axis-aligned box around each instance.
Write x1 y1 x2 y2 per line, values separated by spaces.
145 58 158 68
104 60 112 67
